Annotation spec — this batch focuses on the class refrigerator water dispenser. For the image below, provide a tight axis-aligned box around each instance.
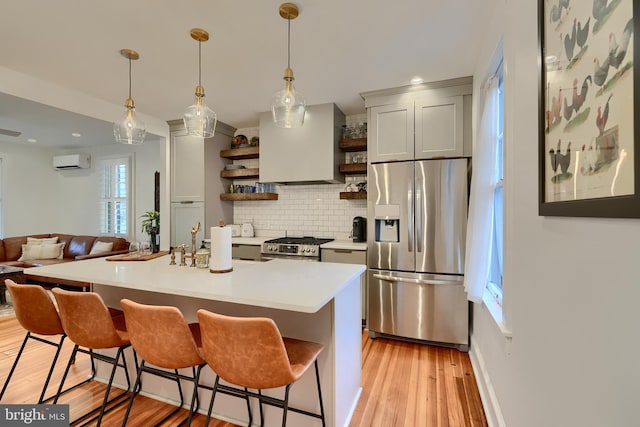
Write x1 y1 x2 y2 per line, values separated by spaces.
375 219 399 242
374 204 401 242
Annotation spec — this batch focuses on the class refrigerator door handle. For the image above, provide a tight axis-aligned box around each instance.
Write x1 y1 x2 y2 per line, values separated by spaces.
372 273 462 286
416 188 422 253
407 188 413 252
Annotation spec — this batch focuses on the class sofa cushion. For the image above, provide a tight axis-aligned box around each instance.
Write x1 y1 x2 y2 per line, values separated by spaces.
64 235 97 259
3 236 25 261
18 243 65 261
27 236 59 245
89 241 113 255
93 237 129 252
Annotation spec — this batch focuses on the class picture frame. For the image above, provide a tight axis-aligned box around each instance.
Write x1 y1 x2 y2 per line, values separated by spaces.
538 0 640 217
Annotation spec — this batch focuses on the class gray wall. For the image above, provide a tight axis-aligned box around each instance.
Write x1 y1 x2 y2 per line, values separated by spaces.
0 139 162 240
471 1 640 426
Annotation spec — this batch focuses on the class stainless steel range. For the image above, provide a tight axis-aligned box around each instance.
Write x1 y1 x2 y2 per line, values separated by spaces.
261 237 334 261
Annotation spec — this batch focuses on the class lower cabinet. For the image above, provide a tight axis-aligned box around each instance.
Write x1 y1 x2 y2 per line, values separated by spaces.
232 244 262 261
321 248 367 324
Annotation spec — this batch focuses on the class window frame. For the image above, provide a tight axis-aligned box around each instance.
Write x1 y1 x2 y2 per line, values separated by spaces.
483 55 505 318
97 154 134 239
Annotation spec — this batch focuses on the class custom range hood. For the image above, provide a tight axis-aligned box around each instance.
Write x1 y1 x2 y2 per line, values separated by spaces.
259 103 345 184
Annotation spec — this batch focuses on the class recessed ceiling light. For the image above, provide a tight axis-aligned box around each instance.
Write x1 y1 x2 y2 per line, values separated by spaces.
27 138 37 143
71 132 82 137
410 77 424 85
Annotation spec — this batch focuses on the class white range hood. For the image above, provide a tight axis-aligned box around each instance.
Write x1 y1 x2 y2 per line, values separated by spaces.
259 103 345 184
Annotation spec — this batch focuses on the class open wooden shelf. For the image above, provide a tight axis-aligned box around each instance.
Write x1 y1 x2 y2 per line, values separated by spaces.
220 193 278 201
220 146 259 160
220 168 259 179
339 162 368 175
340 191 367 200
339 138 367 152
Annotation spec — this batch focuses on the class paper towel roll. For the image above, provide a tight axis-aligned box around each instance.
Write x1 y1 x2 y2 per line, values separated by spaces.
210 225 233 273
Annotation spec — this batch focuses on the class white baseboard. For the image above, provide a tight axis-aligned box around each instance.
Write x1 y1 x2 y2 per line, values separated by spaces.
469 340 507 427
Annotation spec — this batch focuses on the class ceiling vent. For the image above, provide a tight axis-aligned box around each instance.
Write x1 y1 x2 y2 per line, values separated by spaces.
53 154 91 170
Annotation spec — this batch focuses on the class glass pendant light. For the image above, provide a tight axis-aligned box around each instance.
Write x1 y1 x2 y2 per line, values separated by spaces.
272 3 306 128
183 28 217 138
114 49 146 145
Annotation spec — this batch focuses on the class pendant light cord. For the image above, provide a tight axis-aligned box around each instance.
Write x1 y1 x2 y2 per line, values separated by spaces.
198 40 202 86
287 14 291 69
128 56 132 99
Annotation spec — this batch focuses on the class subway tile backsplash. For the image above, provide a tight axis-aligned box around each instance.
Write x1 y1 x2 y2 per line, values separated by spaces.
233 183 366 240
233 114 367 239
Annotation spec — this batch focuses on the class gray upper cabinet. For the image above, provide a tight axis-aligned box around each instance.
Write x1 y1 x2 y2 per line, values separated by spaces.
415 95 463 159
363 77 472 163
170 130 205 202
168 120 235 244
369 102 414 162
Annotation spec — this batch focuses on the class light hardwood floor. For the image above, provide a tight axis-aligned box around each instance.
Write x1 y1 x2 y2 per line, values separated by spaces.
0 314 487 426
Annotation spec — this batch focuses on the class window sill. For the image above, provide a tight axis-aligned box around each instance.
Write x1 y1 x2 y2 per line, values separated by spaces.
482 290 512 339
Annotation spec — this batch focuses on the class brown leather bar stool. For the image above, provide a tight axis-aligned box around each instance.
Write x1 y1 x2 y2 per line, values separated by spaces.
119 298 207 426
0 279 93 403
52 287 135 427
197 309 326 427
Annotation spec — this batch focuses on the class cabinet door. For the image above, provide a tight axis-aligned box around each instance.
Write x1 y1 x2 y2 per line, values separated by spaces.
232 244 262 261
170 203 205 247
171 131 204 202
415 95 463 159
369 103 414 163
321 249 367 322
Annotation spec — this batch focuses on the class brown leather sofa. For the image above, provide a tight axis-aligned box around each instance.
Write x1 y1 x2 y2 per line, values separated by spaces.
0 233 129 268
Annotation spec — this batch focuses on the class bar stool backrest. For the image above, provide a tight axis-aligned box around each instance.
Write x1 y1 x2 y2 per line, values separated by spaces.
52 288 128 349
120 299 204 369
197 310 296 389
5 279 63 336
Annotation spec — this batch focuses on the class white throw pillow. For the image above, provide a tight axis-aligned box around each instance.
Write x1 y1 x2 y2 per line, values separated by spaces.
27 236 59 245
89 241 113 255
18 243 65 261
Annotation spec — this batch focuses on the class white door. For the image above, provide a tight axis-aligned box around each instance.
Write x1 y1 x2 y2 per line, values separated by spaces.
170 202 205 248
368 102 414 163
415 95 463 159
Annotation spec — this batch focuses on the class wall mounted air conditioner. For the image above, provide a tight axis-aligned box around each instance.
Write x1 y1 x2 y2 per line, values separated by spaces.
53 154 91 170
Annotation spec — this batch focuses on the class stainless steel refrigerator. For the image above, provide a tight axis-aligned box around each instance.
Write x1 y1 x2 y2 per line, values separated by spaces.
367 158 470 350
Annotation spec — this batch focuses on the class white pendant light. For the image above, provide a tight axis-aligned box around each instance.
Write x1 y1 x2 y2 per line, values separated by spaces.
271 3 306 128
183 28 217 138
114 49 146 145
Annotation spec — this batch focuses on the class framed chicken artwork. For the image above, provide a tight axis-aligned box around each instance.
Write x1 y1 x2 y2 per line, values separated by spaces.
538 0 640 217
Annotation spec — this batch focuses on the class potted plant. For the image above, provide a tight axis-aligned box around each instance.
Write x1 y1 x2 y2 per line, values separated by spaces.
141 211 160 253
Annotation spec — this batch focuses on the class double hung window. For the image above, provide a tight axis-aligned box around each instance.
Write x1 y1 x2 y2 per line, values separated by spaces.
98 156 132 237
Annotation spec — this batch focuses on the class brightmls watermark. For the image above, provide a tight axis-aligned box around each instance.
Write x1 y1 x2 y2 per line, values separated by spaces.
1 404 69 426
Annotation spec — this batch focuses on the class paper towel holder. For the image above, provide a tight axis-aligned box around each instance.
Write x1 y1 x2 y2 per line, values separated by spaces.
210 220 233 274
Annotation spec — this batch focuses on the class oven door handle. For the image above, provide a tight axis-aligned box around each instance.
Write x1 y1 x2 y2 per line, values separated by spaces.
372 273 462 286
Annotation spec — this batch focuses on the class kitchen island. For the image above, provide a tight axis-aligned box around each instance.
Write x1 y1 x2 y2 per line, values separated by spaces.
26 256 365 427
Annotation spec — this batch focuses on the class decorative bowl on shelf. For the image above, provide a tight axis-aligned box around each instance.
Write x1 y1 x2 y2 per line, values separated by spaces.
224 164 246 170
231 134 248 148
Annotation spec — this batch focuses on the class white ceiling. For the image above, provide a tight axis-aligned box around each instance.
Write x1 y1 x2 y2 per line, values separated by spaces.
0 0 492 148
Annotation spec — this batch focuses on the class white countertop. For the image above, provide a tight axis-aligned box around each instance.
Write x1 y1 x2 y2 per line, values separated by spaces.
321 240 367 251
25 255 365 314
230 237 367 251
230 237 269 245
